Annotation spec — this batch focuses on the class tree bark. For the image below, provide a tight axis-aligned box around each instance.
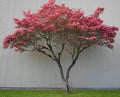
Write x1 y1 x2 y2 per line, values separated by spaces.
56 61 71 93
65 80 71 93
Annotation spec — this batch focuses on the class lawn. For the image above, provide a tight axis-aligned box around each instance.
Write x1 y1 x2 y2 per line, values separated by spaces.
0 90 120 97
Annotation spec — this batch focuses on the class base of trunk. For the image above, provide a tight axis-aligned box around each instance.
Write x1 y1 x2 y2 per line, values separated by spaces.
65 82 71 93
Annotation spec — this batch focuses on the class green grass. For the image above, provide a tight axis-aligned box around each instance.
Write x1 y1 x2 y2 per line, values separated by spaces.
0 90 120 97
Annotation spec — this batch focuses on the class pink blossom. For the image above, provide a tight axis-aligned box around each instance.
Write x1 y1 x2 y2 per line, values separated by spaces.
93 7 104 17
108 44 113 49
43 24 55 31
3 0 118 51
86 36 96 41
23 10 31 17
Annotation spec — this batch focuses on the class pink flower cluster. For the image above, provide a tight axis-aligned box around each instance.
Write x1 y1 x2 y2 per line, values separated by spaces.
92 7 104 17
3 0 118 51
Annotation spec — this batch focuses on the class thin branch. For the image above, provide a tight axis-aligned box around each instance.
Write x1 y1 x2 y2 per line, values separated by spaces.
72 47 77 60
46 39 57 60
78 46 89 54
38 49 56 61
65 47 73 57
65 46 78 60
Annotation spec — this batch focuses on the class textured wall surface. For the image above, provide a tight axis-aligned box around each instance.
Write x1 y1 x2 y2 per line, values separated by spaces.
0 0 120 89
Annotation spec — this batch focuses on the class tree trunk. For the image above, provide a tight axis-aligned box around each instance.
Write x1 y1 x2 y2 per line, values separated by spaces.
65 81 71 93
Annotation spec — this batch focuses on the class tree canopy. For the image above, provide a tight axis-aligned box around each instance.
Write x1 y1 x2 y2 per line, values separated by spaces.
3 0 118 51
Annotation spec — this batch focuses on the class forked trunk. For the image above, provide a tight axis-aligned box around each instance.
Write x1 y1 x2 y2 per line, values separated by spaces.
57 62 71 93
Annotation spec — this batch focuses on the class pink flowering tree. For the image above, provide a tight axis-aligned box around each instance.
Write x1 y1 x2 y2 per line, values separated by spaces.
3 0 118 93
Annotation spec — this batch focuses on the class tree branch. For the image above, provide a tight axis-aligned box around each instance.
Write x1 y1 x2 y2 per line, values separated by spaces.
56 61 66 82
66 46 89 81
37 49 56 61
58 43 65 61
32 41 56 61
46 39 58 60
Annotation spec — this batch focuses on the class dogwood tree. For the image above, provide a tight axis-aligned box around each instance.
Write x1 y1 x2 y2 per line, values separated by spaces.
3 0 118 93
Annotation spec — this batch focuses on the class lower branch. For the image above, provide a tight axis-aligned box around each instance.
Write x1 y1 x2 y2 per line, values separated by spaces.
57 61 66 82
66 54 78 81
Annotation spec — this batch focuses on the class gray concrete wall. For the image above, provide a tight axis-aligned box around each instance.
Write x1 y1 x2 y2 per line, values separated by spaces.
0 0 120 89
